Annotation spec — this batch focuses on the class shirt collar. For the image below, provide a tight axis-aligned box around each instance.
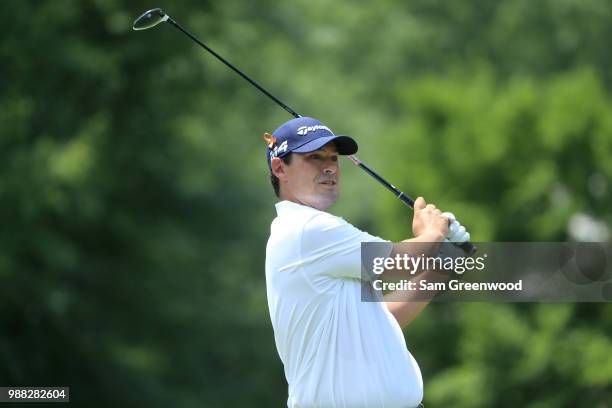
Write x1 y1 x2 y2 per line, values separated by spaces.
275 200 310 215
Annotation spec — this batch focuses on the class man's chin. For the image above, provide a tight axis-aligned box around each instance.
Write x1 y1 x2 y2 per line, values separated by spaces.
310 192 339 211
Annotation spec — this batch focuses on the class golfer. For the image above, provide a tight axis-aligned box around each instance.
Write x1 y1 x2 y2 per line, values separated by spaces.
264 117 471 408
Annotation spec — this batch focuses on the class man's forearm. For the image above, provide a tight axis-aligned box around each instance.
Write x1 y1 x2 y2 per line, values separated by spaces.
383 231 447 327
383 268 448 327
392 231 445 258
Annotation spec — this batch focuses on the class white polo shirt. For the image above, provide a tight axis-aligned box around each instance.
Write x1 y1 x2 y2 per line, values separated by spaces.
265 201 423 408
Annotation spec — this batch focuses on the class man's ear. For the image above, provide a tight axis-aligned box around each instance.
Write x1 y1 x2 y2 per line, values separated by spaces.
271 157 287 181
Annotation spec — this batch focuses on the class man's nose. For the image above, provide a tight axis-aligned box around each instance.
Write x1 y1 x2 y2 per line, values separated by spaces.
323 160 338 174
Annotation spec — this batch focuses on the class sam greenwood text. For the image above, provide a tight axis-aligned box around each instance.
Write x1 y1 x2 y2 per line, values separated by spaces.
372 279 523 292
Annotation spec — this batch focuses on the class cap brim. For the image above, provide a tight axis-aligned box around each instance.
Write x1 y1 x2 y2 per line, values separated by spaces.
292 135 358 155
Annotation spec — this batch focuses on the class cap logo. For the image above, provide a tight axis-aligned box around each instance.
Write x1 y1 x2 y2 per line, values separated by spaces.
269 140 288 159
296 125 333 136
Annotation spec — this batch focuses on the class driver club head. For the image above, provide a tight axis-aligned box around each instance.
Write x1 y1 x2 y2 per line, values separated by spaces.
132 8 169 31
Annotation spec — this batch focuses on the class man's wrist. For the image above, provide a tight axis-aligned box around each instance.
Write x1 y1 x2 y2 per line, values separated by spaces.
417 230 445 242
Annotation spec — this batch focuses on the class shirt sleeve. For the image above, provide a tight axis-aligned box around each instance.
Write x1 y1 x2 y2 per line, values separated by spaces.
300 212 393 281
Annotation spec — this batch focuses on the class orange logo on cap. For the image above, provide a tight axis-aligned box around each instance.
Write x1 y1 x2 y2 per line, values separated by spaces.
262 133 277 148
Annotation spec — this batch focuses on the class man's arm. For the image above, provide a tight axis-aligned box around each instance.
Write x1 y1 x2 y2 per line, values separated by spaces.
383 232 448 328
379 197 463 328
384 268 451 328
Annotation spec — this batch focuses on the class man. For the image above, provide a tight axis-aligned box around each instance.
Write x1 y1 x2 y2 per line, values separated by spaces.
264 117 471 408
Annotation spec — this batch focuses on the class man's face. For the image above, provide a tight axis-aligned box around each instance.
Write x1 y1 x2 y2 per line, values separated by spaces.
272 143 340 211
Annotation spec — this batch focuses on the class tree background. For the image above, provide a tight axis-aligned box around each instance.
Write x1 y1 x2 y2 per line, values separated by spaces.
1 0 611 406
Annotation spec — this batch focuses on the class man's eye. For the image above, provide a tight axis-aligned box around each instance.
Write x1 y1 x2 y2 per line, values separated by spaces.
310 154 321 160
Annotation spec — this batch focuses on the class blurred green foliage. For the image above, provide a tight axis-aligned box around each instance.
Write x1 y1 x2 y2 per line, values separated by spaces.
1 0 611 406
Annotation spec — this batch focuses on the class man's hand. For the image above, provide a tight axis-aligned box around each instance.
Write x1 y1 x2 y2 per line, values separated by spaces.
441 212 471 243
412 197 448 241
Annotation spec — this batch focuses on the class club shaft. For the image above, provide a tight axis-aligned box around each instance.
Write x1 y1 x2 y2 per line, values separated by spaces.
347 155 414 207
162 13 475 254
347 156 476 253
166 18 301 119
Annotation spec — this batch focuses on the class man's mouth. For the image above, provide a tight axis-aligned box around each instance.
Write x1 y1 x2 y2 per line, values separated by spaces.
319 180 337 186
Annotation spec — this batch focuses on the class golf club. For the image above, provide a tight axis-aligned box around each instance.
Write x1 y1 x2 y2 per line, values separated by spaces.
132 8 476 254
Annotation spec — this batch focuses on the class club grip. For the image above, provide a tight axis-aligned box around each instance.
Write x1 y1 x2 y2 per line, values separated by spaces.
458 241 477 254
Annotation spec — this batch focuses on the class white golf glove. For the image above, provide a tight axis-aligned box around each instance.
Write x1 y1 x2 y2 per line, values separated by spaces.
442 212 471 243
